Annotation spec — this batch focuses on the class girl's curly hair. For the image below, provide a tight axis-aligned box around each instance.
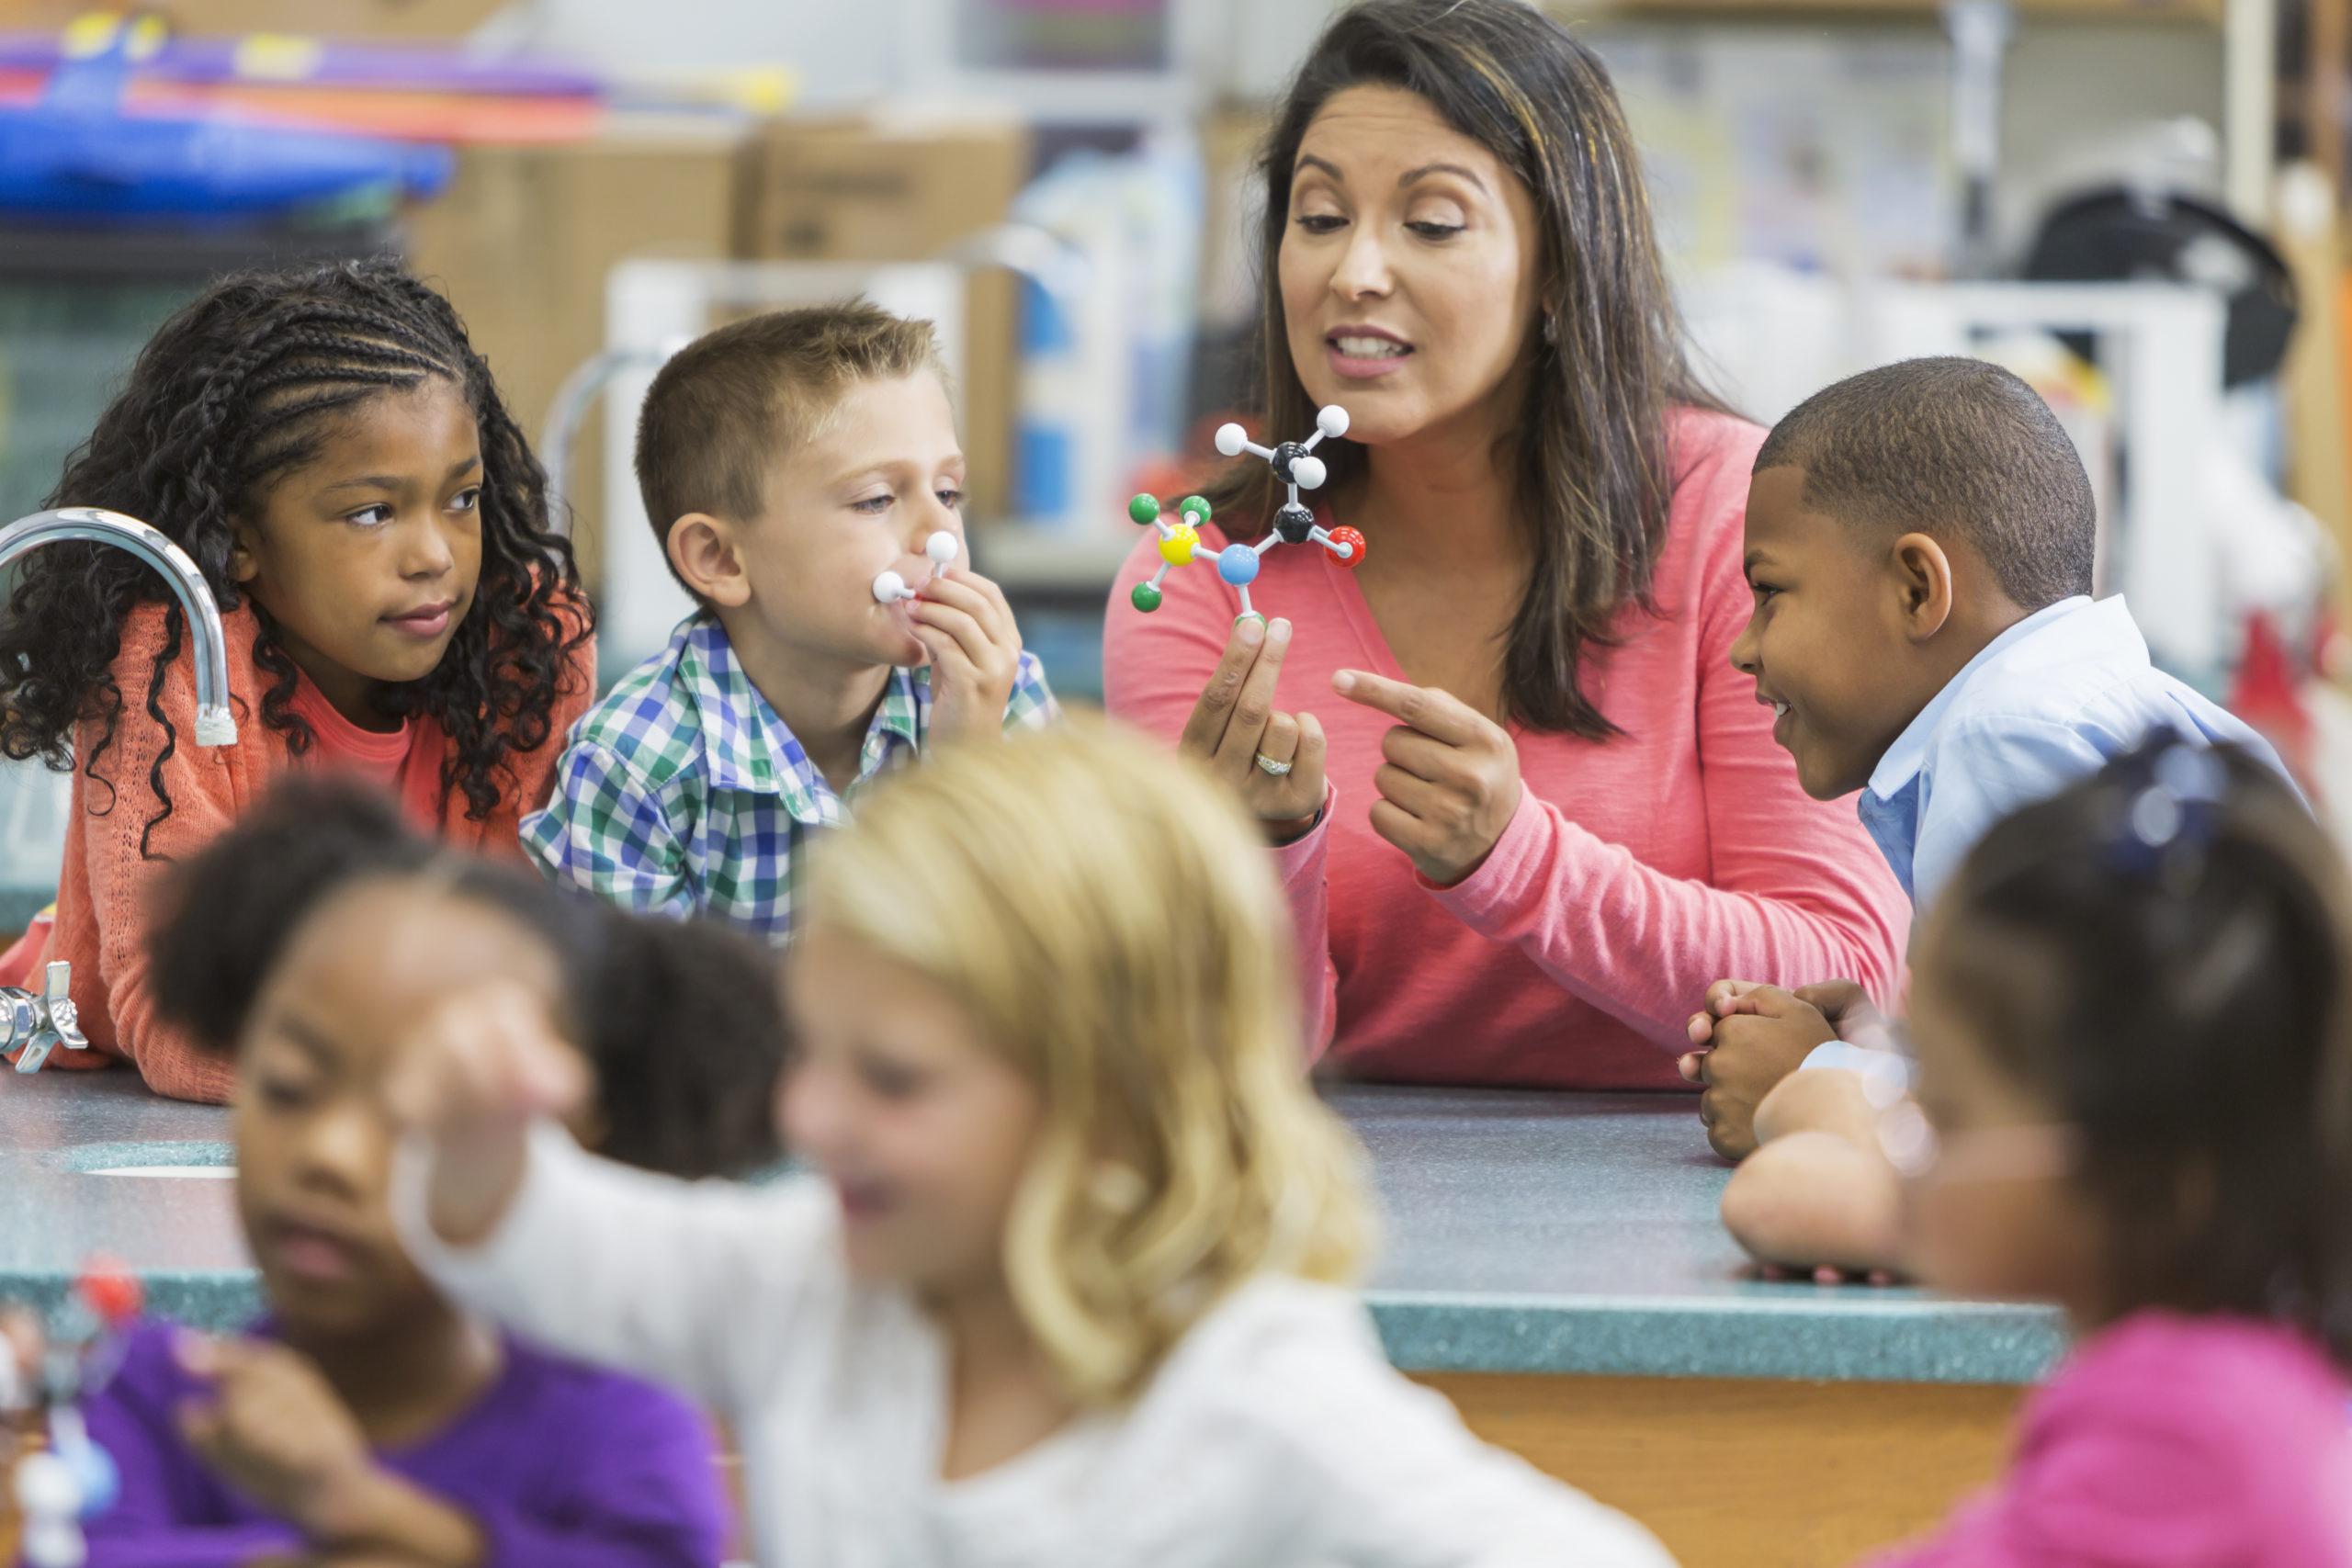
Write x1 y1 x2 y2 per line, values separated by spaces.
0 257 590 853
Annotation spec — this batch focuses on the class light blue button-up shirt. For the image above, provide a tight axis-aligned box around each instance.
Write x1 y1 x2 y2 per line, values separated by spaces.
1859 593 2286 912
1799 595 2287 1085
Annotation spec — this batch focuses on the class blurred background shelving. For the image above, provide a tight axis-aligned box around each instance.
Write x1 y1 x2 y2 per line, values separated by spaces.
2 0 2348 737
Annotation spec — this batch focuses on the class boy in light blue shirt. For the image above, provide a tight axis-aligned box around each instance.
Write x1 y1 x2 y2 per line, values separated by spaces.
1683 356 2286 1157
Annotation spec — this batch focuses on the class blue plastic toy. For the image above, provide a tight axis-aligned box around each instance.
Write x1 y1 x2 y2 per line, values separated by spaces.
0 21 450 220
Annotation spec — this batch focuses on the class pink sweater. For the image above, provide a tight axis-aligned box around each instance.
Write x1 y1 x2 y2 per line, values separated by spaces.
1871 1313 2352 1566
1104 410 1908 1088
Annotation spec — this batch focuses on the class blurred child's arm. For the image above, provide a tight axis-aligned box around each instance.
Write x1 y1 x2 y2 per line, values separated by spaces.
173 1335 484 1568
386 981 820 1411
154 1334 725 1568
1719 1070 1909 1277
1193 1320 1675 1568
75 1327 315 1568
520 744 697 919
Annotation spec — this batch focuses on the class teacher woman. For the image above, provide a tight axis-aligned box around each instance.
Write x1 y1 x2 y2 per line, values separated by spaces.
1105 0 1907 1088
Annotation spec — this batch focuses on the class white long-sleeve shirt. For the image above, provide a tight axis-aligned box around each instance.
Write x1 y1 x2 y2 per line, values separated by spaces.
393 1125 1675 1568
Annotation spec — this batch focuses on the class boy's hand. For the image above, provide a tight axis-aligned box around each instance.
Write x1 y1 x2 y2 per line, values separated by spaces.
175 1336 376 1539
383 981 589 1248
1330 671 1521 887
1719 1126 1907 1280
1749 1056 1885 1148
1677 985 1834 1160
911 570 1023 744
1687 976 1892 1052
1181 618 1329 840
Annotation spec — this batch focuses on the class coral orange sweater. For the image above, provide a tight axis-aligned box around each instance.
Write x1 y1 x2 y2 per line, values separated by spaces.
6 600 594 1103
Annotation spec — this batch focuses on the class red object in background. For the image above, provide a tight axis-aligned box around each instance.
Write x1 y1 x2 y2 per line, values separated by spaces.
2228 610 2320 803
76 1258 143 1327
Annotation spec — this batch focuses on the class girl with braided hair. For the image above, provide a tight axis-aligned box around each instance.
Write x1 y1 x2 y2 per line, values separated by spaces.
0 257 595 1102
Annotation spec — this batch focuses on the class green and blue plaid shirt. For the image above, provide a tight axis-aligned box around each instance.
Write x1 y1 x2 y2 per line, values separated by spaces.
521 611 1058 942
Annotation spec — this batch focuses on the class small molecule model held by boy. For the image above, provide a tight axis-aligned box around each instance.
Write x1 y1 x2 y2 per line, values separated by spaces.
872 531 961 605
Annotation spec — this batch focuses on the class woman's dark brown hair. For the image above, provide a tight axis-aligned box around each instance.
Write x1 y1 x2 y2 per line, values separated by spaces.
1928 741 2352 1366
1218 0 1727 737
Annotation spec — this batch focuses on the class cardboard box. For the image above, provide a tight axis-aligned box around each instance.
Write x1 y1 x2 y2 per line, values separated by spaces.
2 0 504 39
403 122 748 589
733 117 1031 519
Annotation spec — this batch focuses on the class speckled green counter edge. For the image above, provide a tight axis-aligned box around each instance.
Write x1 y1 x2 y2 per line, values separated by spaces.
17 1274 2067 1383
1371 1292 2067 1383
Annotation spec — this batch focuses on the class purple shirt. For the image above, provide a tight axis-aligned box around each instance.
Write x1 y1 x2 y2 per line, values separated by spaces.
69 1321 729 1568
1871 1312 2352 1567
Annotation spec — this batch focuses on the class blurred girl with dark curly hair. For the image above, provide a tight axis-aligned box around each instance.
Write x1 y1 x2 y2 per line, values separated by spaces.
0 258 594 1102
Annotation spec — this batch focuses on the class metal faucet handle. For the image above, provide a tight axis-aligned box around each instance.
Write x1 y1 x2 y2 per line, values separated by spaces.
3 961 87 1074
42 962 83 1052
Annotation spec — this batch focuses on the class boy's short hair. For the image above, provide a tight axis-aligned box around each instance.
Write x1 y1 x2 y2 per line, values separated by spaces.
1753 357 2097 612
635 301 943 581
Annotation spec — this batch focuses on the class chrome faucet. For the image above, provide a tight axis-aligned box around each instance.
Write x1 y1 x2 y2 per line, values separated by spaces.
539 341 690 538
0 507 237 1072
0 963 82 1073
0 508 236 748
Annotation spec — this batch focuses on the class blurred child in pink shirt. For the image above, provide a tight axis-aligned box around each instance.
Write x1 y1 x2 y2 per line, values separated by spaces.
1724 740 2352 1565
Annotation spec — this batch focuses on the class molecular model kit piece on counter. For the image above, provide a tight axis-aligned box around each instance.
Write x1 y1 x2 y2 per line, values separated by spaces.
2 963 86 1075
1127 405 1366 622
5 1261 143 1568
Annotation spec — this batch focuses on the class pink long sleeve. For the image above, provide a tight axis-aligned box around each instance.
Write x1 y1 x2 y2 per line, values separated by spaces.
1104 409 1908 1089
1424 420 1909 1045
1867 1314 2352 1568
1270 800 1339 1057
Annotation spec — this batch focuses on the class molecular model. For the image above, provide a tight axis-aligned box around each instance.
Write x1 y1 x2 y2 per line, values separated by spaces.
2 964 85 1076
872 532 960 604
5 1261 141 1568
1127 405 1366 622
